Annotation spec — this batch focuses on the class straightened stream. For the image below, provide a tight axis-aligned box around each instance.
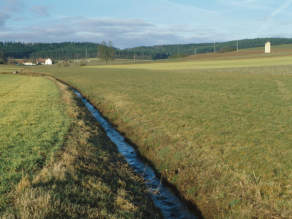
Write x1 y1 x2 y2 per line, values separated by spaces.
72 89 198 219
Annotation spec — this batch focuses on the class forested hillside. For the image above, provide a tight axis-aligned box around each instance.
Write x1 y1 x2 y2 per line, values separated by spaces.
1 38 292 61
0 42 98 60
123 38 292 59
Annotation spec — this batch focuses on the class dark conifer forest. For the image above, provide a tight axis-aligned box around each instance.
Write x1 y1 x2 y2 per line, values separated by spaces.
1 38 292 61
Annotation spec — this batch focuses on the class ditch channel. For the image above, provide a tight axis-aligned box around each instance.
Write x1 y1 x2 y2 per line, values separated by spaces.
72 89 199 219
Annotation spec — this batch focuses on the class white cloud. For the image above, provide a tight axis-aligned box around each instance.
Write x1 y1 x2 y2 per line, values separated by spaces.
75 18 156 28
0 13 11 27
1 0 292 48
13 16 27 21
0 0 23 28
5 0 21 4
216 0 273 11
30 5 52 17
0 15 219 48
2 0 24 12
163 0 214 14
256 0 292 36
270 0 292 17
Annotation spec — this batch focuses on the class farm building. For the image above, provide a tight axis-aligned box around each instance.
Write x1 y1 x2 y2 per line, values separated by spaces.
45 58 52 65
23 60 36 65
7 60 23 65
265 42 271 53
37 58 46 65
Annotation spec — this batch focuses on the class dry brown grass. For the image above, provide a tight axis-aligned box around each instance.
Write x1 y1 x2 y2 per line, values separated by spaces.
1 76 161 219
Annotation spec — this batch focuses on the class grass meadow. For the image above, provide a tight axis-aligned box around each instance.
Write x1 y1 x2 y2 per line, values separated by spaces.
0 74 161 218
26 52 292 218
0 66 20 73
0 74 70 212
85 56 292 71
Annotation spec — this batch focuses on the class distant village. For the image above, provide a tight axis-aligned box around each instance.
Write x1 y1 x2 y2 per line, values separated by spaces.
7 58 53 66
6 58 86 66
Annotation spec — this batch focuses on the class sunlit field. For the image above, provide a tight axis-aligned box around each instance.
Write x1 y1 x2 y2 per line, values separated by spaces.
3 46 290 218
0 65 20 73
0 74 161 218
85 55 292 70
184 44 292 61
25 51 292 218
0 75 70 212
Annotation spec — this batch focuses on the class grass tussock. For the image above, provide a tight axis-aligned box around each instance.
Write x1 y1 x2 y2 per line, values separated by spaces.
1 76 161 218
28 64 292 218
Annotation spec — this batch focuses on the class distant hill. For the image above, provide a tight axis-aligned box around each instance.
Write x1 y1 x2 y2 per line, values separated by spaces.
123 38 292 60
1 38 292 60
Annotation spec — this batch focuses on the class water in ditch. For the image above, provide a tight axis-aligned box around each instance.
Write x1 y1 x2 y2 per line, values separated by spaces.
73 89 198 219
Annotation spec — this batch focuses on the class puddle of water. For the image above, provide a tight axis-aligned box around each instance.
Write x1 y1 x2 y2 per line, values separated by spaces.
73 89 198 219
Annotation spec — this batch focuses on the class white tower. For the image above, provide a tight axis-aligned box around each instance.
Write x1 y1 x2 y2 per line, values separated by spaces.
265 42 271 53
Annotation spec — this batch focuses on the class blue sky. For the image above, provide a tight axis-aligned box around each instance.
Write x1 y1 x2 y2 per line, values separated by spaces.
1 0 292 49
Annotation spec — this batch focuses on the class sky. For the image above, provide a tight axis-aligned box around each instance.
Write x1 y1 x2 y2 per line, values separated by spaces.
0 0 292 49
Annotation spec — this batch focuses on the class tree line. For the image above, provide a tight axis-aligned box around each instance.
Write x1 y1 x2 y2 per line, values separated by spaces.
124 38 292 59
1 37 292 62
0 50 7 64
0 42 99 60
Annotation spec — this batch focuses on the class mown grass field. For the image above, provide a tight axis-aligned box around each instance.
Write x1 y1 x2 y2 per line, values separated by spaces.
0 74 161 218
85 55 292 70
0 74 70 212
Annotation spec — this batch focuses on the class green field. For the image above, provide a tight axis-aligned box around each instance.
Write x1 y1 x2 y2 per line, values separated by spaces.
0 75 70 212
0 74 161 218
0 66 20 72
23 54 291 218
85 55 292 70
1 52 291 218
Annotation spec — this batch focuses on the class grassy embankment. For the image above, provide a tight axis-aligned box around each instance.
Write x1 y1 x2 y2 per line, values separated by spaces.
21 49 292 218
0 73 161 218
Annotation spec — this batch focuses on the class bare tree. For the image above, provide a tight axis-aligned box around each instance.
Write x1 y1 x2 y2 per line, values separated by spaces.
98 41 115 64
